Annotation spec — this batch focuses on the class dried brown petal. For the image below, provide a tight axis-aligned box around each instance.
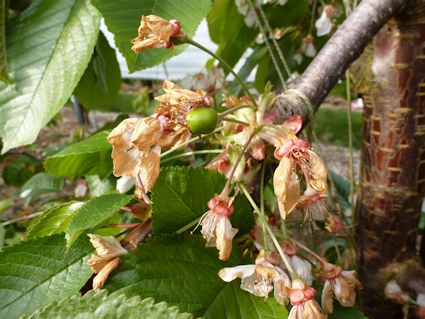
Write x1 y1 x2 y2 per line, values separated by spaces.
92 257 121 290
131 117 163 151
215 216 238 261
273 157 300 219
107 118 141 150
88 234 127 258
321 280 334 314
131 15 173 52
305 150 327 193
137 145 161 193
157 126 191 150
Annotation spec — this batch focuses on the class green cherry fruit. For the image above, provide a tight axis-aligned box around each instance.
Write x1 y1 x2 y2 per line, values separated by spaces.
185 107 218 134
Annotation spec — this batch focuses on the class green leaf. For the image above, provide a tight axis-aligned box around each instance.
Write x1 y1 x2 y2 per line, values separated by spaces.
26 202 84 239
204 281 287 319
329 304 368 319
207 0 256 69
151 166 254 235
2 153 43 187
74 32 121 110
66 193 133 248
107 235 285 317
0 0 10 83
0 234 93 319
20 172 64 203
92 0 210 72
230 45 268 93
23 290 193 319
0 0 100 153
44 131 112 179
86 175 116 197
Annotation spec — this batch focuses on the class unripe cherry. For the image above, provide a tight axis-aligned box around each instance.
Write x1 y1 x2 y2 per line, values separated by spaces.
185 107 218 134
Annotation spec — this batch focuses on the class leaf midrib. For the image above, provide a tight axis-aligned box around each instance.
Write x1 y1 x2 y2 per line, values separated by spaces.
6 0 80 144
0 249 92 314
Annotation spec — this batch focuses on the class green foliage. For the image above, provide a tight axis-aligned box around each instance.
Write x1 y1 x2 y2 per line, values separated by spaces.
0 234 93 319
44 131 112 179
203 281 287 319
20 172 64 204
74 32 121 110
313 107 363 149
26 202 84 239
329 170 351 208
207 0 256 69
330 304 369 319
107 235 286 318
23 290 193 319
0 0 100 153
2 153 43 187
151 166 254 235
66 193 133 247
92 0 211 72
0 0 9 83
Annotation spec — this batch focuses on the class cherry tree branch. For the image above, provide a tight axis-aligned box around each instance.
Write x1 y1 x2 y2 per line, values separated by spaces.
274 0 408 122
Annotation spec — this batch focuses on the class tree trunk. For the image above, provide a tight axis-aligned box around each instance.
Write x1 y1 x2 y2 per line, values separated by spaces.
355 2 425 317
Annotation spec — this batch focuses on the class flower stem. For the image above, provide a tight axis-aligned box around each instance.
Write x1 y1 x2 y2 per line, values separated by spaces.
248 0 287 89
291 238 327 264
176 217 201 234
184 37 257 105
160 126 224 158
345 71 355 213
256 2 291 79
221 118 250 126
221 132 256 197
239 183 296 278
218 104 255 118
161 149 222 164
259 162 269 251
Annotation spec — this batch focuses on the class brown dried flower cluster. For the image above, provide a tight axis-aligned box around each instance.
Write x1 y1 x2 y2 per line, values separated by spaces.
107 81 209 200
131 15 184 52
87 234 127 289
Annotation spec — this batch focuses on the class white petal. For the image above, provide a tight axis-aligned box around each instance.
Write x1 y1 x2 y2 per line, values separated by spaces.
315 11 332 37
219 265 256 282
116 176 135 193
305 43 316 57
417 294 425 307
291 256 313 286
241 273 273 297
384 280 402 298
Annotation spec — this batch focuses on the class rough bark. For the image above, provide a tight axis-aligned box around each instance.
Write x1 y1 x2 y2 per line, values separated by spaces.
354 3 425 317
270 0 425 317
274 0 407 122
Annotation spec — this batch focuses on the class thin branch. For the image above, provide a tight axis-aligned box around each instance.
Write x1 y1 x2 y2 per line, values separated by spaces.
274 0 407 122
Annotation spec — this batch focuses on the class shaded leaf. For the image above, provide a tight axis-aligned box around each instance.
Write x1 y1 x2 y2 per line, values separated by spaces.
20 172 64 203
2 153 43 187
44 131 112 179
0 0 100 153
204 281 287 319
0 234 93 319
23 290 193 319
66 193 133 248
0 0 9 83
26 202 84 239
92 0 210 72
74 32 121 110
207 0 256 69
107 235 285 318
151 166 254 235
329 303 368 319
